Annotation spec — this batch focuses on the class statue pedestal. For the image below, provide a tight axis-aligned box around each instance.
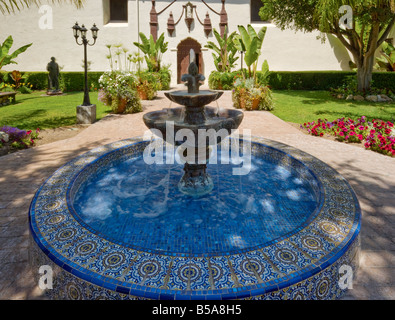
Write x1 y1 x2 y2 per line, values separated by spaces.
76 104 96 124
46 90 63 96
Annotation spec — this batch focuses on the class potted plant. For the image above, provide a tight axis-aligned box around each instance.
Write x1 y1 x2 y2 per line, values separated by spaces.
231 25 273 111
232 60 273 111
135 70 160 100
98 71 142 114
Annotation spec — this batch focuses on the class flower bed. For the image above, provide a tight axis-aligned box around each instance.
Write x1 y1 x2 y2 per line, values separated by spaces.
301 116 395 156
0 126 40 156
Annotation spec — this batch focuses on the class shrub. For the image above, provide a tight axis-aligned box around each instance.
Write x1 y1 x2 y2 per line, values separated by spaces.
156 66 171 90
2 71 104 92
98 71 142 114
208 71 244 90
330 74 395 97
209 70 395 92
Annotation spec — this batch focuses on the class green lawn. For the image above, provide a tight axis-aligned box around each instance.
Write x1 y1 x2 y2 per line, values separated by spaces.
271 90 395 124
0 91 111 130
1 90 395 131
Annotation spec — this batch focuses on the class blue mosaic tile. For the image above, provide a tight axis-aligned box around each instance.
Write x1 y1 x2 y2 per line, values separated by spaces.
227 253 261 287
208 255 237 289
28 136 361 300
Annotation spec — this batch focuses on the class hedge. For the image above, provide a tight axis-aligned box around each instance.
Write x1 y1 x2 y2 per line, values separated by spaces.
2 70 394 92
0 71 103 92
209 70 395 92
1 70 172 92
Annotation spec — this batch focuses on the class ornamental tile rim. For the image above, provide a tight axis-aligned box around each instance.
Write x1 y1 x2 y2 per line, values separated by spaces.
29 136 361 299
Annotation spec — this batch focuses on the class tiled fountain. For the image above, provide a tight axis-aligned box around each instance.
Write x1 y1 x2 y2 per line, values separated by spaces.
29 53 360 300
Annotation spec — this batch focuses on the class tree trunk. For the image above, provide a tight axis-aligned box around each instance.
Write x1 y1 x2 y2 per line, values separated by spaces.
356 53 375 92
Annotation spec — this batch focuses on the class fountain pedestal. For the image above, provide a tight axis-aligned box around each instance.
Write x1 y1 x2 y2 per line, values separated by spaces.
177 146 213 196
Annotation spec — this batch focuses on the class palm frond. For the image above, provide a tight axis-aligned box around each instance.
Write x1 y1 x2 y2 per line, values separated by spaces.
0 0 84 14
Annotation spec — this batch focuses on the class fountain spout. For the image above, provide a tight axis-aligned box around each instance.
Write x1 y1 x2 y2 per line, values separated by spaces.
181 49 205 93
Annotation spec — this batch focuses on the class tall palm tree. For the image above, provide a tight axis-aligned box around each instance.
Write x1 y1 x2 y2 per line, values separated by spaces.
0 0 84 14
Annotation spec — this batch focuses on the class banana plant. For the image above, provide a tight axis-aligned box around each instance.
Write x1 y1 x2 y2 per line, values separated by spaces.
234 25 267 81
133 32 168 72
204 27 239 73
375 41 395 72
0 35 32 71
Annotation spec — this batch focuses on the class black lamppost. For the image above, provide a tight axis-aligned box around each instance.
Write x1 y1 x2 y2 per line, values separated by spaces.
72 22 99 106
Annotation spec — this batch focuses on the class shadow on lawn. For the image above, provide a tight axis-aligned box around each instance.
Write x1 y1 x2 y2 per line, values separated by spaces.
3 111 76 130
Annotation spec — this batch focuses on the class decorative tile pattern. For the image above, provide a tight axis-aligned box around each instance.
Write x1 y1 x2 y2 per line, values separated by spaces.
29 137 361 300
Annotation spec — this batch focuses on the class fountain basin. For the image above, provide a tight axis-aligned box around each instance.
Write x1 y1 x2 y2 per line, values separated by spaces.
164 90 223 108
143 106 244 146
29 137 360 300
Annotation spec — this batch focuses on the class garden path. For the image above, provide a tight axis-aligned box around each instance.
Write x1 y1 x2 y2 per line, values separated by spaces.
0 87 394 300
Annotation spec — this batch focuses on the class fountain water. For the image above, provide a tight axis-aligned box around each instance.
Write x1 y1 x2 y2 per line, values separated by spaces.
143 49 243 196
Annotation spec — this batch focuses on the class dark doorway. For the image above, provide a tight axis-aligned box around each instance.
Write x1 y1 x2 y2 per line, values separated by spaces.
177 38 203 84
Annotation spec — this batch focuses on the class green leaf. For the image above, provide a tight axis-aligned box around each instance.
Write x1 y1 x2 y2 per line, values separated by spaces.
244 37 258 67
233 35 246 52
9 42 32 59
238 25 251 49
0 35 13 57
0 35 31 69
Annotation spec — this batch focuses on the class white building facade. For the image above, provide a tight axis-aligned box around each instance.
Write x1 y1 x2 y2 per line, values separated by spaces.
1 0 355 86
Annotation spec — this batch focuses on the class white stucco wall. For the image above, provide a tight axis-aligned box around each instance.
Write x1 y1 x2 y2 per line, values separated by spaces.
0 0 351 86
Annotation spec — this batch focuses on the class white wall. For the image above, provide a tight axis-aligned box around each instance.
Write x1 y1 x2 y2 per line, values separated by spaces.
0 0 350 87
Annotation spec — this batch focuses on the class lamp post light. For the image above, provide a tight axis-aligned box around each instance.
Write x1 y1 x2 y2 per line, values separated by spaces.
72 22 98 124
72 22 98 106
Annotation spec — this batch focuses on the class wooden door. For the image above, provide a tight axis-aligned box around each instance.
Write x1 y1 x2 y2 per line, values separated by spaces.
177 38 203 84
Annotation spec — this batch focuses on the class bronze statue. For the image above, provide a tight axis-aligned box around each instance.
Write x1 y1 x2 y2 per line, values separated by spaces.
46 57 60 93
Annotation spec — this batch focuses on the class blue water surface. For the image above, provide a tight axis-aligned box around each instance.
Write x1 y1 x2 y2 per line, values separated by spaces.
72 149 318 255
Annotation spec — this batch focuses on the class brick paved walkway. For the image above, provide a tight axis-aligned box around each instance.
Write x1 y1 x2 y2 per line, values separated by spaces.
0 88 394 299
